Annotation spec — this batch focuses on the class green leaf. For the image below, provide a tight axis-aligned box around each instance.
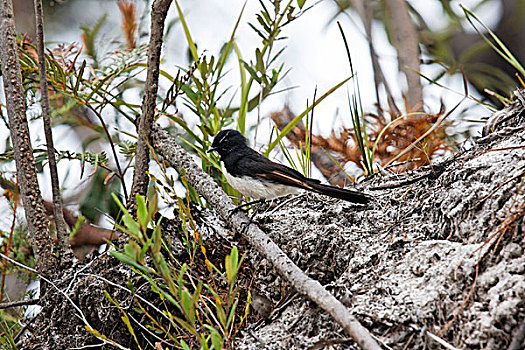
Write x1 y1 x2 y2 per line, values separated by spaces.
216 302 227 328
210 328 223 350
227 299 239 329
180 340 191 350
136 193 148 230
255 48 264 72
225 257 232 285
173 316 199 338
152 219 162 257
225 246 239 284
68 215 85 242
192 282 203 307
297 0 306 9
123 214 141 240
181 288 195 324
73 60 86 94
243 62 261 83
125 240 143 262
174 0 199 62
110 251 151 274
202 335 210 350
461 5 525 79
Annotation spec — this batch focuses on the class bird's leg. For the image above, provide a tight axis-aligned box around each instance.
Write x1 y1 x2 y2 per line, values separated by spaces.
266 194 306 215
234 199 267 236
228 198 265 218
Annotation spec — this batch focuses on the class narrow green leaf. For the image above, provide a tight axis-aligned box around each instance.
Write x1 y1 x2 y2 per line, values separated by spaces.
255 48 264 72
243 61 261 83
174 0 199 62
216 302 227 328
152 220 162 256
74 60 86 94
136 194 148 229
210 328 223 350
181 288 195 324
180 340 191 350
173 316 199 338
225 254 233 284
110 251 152 274
68 215 85 241
227 299 239 329
461 5 525 79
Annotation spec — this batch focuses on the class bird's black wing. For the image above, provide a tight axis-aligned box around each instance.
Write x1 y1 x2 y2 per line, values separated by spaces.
235 149 320 189
230 148 370 204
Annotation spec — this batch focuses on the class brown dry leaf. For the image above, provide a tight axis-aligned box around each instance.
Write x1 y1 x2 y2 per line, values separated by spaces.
118 1 137 49
271 103 453 180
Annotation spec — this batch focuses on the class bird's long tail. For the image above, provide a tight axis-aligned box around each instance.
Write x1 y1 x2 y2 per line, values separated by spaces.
305 180 371 204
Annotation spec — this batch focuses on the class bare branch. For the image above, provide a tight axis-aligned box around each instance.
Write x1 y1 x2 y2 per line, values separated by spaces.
384 0 423 110
151 123 380 350
349 0 399 112
129 0 172 213
33 0 72 265
0 0 55 273
0 298 40 309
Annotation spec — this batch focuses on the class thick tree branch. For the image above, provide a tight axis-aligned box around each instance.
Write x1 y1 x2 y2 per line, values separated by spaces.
129 0 172 213
0 0 55 273
151 124 380 350
33 0 72 264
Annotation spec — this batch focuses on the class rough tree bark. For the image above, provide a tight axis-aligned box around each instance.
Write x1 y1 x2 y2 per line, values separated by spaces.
129 0 172 213
0 0 55 273
21 91 524 349
235 92 525 349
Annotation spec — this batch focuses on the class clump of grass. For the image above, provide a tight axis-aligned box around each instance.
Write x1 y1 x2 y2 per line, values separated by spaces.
107 193 250 349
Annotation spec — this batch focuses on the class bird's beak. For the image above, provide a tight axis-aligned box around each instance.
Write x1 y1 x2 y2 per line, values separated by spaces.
207 147 216 153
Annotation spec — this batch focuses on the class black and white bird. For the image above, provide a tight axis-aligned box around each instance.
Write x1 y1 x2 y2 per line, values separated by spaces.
208 129 370 204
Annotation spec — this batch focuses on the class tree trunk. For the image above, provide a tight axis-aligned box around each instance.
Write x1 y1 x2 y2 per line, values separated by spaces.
0 0 55 274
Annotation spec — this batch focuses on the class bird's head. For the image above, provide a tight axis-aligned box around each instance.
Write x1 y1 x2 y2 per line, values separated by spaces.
208 129 248 156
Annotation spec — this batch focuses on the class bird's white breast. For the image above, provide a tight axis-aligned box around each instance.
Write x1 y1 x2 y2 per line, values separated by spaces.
223 164 300 199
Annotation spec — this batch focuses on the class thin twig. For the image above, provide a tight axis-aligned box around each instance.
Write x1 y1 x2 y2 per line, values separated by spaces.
151 123 380 350
438 262 479 335
426 330 461 350
33 0 71 264
0 298 40 309
65 251 108 293
129 0 172 214
84 103 129 202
